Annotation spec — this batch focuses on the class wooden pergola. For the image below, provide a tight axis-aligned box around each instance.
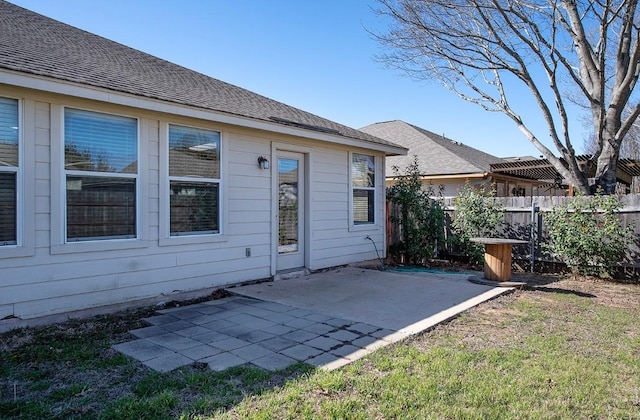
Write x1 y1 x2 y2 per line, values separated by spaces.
489 156 640 192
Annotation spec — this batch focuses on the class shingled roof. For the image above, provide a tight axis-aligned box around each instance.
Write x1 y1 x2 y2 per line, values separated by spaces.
0 2 404 153
359 120 505 177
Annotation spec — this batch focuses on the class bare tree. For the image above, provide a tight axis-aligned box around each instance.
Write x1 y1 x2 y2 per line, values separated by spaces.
373 0 640 194
585 123 640 159
627 119 640 157
586 102 640 158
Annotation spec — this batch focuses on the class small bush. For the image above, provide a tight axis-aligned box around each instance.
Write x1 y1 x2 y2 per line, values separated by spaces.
451 183 504 264
543 193 633 278
387 156 446 264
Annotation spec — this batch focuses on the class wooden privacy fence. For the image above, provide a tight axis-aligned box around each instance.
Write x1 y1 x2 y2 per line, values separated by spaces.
387 193 640 269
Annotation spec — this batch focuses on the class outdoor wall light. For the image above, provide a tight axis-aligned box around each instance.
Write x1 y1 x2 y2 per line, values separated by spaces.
258 156 270 170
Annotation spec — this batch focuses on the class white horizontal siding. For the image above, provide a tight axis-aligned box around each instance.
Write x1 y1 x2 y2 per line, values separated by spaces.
0 88 388 322
227 183 268 198
312 191 347 202
176 244 270 266
227 221 271 236
0 253 178 289
308 148 386 270
0 304 12 320
309 219 347 231
15 265 269 319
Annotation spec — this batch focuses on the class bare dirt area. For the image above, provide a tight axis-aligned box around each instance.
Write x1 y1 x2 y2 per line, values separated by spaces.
514 271 640 308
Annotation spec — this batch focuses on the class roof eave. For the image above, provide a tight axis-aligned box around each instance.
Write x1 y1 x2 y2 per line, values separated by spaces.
1 69 408 156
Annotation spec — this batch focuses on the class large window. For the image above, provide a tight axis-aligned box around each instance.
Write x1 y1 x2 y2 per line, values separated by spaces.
64 108 138 241
0 97 19 246
351 153 375 225
168 124 220 236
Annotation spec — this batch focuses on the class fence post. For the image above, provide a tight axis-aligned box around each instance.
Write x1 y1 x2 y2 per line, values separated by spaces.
530 202 539 272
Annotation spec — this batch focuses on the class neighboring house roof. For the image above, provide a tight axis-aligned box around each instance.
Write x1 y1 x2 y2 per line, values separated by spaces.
359 120 504 177
0 2 406 155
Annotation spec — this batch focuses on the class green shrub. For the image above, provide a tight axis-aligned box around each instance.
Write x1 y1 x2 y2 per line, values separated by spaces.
451 183 504 264
387 156 445 264
543 193 633 278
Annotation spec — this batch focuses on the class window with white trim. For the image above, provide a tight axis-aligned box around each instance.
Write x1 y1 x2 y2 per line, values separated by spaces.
0 97 19 246
64 108 138 241
351 153 375 225
168 124 220 235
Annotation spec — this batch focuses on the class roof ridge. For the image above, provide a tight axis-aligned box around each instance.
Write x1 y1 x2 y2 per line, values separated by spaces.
406 122 503 162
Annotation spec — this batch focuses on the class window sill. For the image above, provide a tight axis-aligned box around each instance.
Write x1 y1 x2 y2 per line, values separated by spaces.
51 239 149 255
159 233 228 247
348 223 378 233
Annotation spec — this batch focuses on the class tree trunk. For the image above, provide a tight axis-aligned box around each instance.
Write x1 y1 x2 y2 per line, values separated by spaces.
595 140 619 194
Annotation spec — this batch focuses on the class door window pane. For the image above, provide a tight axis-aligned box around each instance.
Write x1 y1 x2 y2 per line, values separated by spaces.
279 158 299 254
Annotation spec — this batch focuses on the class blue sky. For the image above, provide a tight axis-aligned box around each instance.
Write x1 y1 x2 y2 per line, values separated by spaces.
9 0 585 158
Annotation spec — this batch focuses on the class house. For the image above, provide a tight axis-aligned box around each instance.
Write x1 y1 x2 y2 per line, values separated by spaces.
0 2 406 323
360 120 561 197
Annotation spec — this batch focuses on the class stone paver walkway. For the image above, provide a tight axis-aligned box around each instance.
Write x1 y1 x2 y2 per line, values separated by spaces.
113 295 396 373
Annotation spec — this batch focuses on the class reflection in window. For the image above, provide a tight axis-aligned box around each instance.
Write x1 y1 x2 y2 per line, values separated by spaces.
352 153 375 224
169 124 221 235
65 109 137 173
0 97 19 245
64 108 138 241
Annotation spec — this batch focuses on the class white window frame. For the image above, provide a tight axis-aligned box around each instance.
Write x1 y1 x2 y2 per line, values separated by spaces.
159 121 227 246
0 96 23 253
349 151 378 230
50 105 147 254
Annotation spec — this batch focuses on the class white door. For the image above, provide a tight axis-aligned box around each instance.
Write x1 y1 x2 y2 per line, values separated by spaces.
276 151 305 271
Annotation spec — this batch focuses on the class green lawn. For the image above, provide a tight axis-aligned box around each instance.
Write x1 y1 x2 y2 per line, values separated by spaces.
1 276 639 419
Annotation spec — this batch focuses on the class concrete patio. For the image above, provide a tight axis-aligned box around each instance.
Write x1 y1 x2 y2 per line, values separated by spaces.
113 267 511 372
